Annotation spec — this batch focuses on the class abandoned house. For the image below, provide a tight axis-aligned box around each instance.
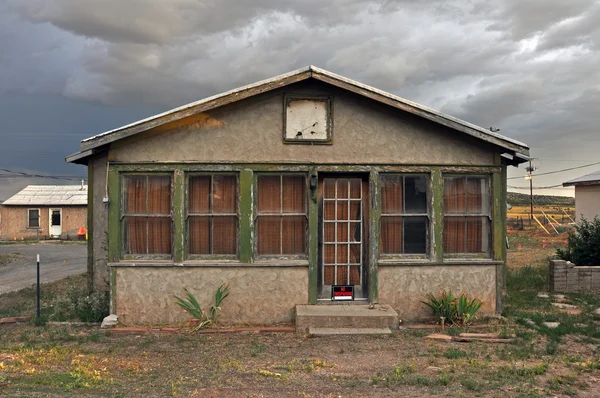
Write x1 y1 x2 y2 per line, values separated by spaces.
0 185 87 240
563 170 600 221
66 66 529 327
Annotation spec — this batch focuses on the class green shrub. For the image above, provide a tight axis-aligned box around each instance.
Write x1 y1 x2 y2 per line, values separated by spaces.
51 285 109 322
556 217 600 266
422 290 483 325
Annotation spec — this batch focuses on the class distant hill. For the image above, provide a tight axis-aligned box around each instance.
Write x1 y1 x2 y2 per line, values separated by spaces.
507 192 574 207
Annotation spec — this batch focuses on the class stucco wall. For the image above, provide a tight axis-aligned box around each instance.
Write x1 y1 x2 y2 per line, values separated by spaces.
91 155 109 291
575 185 600 221
109 81 495 165
0 206 86 241
378 265 497 321
114 266 309 325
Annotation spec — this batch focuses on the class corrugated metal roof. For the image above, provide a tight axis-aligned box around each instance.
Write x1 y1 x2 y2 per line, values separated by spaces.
2 185 88 206
66 65 529 164
563 170 600 187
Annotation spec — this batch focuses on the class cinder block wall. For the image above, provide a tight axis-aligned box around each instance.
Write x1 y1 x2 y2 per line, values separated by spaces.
549 259 600 292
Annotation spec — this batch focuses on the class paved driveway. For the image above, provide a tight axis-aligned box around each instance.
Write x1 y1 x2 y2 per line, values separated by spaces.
0 243 87 294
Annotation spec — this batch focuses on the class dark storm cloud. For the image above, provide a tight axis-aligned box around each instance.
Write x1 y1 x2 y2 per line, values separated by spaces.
1 0 599 197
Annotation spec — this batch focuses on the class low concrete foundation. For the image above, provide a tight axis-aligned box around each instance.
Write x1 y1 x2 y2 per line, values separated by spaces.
295 304 398 332
549 259 600 292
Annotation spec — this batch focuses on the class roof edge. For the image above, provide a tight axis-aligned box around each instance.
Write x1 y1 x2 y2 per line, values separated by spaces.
68 65 529 164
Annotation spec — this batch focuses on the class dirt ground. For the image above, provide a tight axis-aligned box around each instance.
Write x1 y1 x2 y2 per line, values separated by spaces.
0 322 599 398
1 231 599 397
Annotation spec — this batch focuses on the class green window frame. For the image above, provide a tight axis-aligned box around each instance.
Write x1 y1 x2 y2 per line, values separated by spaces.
121 173 173 259
254 173 309 258
379 174 430 257
443 175 492 257
186 173 239 259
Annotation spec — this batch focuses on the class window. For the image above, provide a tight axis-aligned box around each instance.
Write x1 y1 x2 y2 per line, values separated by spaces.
28 209 40 228
187 174 238 256
380 175 429 255
256 174 307 256
123 175 172 256
443 176 491 255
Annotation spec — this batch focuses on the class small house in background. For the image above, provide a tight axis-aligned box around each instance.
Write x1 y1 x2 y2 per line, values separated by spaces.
66 66 529 327
0 185 87 240
563 170 600 221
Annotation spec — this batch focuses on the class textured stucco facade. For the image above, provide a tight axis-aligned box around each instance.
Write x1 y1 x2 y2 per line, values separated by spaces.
0 206 86 241
378 265 497 321
574 185 600 221
108 82 495 166
114 266 308 325
80 78 516 326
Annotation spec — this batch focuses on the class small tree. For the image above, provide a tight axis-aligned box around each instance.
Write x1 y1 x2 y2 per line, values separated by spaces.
556 216 600 266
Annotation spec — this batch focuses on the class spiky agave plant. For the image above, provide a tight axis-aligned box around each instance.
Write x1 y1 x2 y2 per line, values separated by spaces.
456 294 483 325
173 287 211 331
210 283 230 323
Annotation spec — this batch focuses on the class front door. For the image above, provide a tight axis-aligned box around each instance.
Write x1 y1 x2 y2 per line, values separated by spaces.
50 209 62 238
318 176 368 301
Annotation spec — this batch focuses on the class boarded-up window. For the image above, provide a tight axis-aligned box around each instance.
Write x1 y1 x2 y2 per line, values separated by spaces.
257 175 307 256
380 175 429 254
123 175 172 256
28 209 40 228
443 176 491 254
188 175 238 256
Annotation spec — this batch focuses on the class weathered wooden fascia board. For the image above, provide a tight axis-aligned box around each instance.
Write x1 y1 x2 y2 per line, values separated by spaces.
108 163 502 173
80 72 312 152
312 72 529 157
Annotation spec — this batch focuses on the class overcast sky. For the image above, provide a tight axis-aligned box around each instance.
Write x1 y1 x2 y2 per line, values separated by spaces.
1 0 599 200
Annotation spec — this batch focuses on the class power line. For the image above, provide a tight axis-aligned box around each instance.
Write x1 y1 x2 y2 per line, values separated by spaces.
508 160 600 180
0 168 86 181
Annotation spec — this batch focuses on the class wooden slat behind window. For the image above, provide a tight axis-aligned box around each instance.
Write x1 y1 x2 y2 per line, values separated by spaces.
124 176 146 214
189 176 210 214
123 175 171 256
381 216 403 254
257 216 280 254
444 177 466 214
443 218 465 253
188 175 237 255
257 175 307 256
381 176 403 214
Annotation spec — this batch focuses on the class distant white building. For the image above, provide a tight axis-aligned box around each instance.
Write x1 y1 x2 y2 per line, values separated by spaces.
563 170 600 221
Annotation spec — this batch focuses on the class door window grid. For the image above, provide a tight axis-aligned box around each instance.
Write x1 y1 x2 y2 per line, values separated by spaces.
322 178 363 286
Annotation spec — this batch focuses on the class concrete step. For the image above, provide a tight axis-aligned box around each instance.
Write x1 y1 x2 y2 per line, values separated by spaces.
308 327 392 336
295 304 398 332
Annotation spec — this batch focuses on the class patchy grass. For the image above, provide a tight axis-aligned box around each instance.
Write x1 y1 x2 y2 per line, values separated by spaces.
0 231 598 396
0 273 87 319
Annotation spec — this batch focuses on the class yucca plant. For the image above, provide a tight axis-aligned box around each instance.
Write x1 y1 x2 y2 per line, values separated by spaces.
210 283 230 323
455 294 483 325
422 290 483 325
421 290 455 324
173 287 211 331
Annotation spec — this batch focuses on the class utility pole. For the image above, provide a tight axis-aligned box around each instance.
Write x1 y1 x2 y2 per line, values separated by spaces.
525 159 536 225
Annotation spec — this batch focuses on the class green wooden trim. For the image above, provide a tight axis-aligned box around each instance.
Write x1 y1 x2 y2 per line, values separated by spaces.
239 169 254 263
368 171 380 304
431 168 444 262
501 165 508 287
87 160 94 292
107 167 120 263
108 162 502 174
173 169 184 262
308 168 318 304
